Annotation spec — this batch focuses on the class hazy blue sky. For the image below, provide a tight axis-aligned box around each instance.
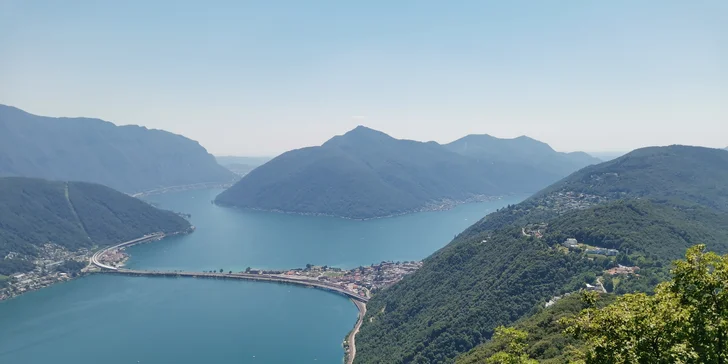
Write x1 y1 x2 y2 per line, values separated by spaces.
1 1 725 156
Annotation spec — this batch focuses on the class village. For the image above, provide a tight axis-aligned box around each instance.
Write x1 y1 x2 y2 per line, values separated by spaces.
0 244 90 301
238 261 424 299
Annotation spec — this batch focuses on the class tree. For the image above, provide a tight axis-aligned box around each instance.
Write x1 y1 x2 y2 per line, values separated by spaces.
602 276 614 293
669 245 728 364
564 245 728 364
485 326 538 364
219 268 223 273
228 270 232 274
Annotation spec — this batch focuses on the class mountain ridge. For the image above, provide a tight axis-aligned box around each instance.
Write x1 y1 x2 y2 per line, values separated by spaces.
216 126 599 219
0 104 236 193
0 177 192 275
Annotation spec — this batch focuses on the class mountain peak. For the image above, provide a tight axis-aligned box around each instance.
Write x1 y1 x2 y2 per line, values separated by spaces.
346 125 390 138
323 125 394 147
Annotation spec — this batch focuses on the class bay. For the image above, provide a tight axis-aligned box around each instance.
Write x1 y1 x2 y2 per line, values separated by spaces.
0 189 526 363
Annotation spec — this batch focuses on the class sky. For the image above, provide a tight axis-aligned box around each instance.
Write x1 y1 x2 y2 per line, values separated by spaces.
1 0 725 156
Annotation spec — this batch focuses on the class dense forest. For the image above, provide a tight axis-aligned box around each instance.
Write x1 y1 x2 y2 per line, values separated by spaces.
0 177 191 275
462 245 728 363
216 126 599 219
455 294 616 364
355 146 728 363
0 104 235 193
355 229 602 363
538 145 728 211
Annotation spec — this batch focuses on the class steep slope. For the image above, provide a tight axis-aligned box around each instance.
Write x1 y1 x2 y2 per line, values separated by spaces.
455 294 617 364
0 177 191 274
462 145 728 238
216 127 590 219
0 105 235 193
354 145 728 363
444 134 601 177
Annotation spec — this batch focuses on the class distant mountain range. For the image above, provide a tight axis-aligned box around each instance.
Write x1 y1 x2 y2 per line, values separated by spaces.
444 134 601 177
215 126 601 219
355 145 728 363
0 177 191 275
0 105 235 193
215 156 272 176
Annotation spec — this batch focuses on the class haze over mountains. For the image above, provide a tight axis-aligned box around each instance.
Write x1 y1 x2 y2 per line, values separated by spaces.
444 134 601 178
354 145 728 363
0 105 235 193
216 126 601 219
215 156 272 177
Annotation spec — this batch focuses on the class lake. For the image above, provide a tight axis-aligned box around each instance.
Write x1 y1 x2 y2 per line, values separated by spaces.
0 189 526 363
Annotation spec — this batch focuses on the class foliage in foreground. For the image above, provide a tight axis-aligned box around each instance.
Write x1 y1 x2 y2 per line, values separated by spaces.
456 294 615 364
467 245 728 364
566 244 728 364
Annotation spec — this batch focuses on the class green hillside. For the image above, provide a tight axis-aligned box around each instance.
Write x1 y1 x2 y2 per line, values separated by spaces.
462 145 728 239
0 177 191 275
356 228 600 363
456 294 616 364
0 105 235 193
354 145 728 363
216 126 597 219
459 244 728 364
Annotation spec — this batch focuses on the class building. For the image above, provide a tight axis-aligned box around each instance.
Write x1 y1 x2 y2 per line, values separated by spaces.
606 265 640 275
585 283 602 292
585 247 619 256
563 238 578 248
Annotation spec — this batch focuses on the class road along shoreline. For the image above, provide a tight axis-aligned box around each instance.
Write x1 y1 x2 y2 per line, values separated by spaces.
345 299 367 364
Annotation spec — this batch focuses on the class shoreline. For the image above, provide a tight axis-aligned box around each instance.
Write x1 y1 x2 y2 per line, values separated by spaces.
344 299 367 364
0 230 192 302
6 228 406 364
215 194 510 221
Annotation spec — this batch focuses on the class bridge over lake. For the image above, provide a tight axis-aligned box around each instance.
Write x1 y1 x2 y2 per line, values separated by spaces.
89 234 369 303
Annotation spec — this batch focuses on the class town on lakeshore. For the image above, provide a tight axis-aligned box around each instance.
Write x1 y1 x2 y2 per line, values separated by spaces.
0 243 89 301
0 235 422 302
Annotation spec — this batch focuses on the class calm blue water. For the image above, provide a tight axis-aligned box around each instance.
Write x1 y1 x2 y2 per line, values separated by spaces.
130 189 526 272
0 189 526 364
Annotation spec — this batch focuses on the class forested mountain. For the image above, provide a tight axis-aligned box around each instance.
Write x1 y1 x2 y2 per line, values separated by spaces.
215 126 597 219
0 177 191 275
0 105 235 193
444 134 601 178
354 145 728 363
462 145 728 238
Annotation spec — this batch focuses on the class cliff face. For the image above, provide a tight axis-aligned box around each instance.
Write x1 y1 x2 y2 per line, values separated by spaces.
0 105 235 193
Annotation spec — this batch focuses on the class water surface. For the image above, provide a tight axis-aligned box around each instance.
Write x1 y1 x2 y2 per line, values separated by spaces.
0 189 526 363
129 189 527 271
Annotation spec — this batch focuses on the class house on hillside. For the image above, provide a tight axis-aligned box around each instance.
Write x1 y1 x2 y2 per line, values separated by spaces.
586 247 619 256
585 283 602 292
563 238 579 249
606 265 640 275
